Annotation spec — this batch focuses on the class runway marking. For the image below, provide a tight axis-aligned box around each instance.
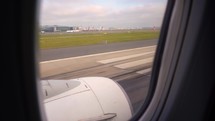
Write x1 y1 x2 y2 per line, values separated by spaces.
114 57 153 69
40 45 156 64
136 68 152 74
97 51 155 64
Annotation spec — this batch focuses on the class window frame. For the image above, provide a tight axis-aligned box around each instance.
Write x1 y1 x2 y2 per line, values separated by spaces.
7 0 215 121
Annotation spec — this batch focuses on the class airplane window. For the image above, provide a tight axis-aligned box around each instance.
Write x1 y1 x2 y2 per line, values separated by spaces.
38 0 167 120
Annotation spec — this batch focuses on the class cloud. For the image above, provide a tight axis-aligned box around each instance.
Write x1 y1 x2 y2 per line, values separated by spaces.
39 0 167 28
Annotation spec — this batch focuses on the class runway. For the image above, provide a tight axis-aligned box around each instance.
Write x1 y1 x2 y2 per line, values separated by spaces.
39 40 157 113
40 39 157 61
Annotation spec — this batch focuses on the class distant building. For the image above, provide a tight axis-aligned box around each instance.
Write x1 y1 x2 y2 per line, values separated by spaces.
56 26 70 32
41 27 55 32
40 25 81 32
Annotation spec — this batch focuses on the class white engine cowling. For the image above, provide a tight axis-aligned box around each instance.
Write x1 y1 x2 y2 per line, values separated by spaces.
41 77 133 121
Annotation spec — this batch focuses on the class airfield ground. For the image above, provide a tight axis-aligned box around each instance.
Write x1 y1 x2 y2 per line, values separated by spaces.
39 29 159 49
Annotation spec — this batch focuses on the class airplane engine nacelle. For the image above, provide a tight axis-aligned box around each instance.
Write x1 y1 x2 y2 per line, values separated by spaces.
41 77 133 121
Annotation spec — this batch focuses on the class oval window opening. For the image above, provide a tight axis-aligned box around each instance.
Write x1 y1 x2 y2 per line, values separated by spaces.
38 0 167 120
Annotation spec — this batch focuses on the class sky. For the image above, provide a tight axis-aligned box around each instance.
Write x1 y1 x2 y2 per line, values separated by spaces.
39 0 167 28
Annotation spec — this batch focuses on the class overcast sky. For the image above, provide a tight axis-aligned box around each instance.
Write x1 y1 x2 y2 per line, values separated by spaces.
39 0 167 28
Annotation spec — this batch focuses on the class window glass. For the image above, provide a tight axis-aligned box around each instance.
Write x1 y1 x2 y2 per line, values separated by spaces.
39 0 167 120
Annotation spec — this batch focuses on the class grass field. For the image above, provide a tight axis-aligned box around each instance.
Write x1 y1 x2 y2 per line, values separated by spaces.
39 30 160 49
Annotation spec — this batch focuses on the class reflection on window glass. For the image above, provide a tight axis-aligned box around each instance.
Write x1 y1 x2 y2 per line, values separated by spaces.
39 0 167 121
